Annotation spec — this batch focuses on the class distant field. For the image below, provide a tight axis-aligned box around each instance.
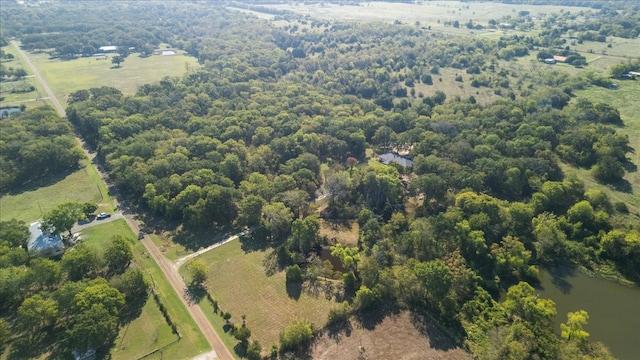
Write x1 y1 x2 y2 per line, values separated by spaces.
26 48 200 105
0 159 109 223
188 239 342 348
80 219 210 360
266 1 591 25
572 80 640 214
0 43 50 109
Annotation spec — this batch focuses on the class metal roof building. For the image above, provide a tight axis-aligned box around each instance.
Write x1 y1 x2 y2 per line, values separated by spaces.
28 222 64 258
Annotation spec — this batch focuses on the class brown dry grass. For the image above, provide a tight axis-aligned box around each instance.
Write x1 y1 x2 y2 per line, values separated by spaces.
312 311 471 360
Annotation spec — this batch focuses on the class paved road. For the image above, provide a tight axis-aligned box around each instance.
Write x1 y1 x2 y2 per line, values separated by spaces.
71 213 125 233
174 230 249 269
11 41 233 360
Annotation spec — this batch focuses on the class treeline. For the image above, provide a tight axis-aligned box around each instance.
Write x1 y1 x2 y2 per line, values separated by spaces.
0 218 149 358
0 107 83 194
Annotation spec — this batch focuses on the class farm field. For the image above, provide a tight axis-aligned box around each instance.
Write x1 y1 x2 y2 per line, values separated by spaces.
186 238 342 348
25 47 200 106
0 158 109 223
80 219 211 360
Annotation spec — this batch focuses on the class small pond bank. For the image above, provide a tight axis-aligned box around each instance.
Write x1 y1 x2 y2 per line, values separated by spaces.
537 267 640 360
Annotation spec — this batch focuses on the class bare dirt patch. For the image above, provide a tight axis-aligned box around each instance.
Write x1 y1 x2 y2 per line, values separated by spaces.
312 311 471 360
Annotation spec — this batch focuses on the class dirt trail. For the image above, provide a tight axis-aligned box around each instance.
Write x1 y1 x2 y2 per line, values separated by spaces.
12 40 233 360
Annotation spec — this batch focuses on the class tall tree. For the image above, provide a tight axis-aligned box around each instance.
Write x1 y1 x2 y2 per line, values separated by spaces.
104 235 133 274
42 202 84 237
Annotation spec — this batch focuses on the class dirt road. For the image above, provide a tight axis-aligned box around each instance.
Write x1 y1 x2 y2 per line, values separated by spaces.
12 41 234 360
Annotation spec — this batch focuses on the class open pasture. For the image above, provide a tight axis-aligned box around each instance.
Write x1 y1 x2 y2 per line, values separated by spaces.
26 49 200 105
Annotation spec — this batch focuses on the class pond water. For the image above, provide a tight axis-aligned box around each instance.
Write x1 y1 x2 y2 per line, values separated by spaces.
536 267 640 360
0 107 23 118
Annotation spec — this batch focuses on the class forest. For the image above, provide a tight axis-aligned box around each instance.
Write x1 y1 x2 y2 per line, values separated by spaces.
1 1 640 359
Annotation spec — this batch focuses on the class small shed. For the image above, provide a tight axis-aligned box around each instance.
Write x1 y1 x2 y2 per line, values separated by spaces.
27 222 64 258
378 152 414 167
544 58 556 64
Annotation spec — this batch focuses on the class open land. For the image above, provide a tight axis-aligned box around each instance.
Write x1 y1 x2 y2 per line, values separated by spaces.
312 311 471 360
185 239 343 348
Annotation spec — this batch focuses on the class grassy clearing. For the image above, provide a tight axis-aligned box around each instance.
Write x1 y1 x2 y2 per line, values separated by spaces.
0 160 107 223
25 48 200 105
571 80 640 213
187 239 342 348
77 219 210 359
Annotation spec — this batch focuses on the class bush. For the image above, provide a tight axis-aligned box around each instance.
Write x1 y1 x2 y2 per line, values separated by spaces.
286 264 303 283
327 301 351 325
247 340 262 360
280 318 315 353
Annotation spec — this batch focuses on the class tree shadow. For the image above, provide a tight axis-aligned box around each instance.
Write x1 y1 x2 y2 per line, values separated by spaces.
611 179 633 193
185 283 207 304
353 305 400 331
239 229 269 253
173 227 228 252
7 331 58 360
409 311 461 351
119 293 149 325
545 265 575 294
326 319 353 343
286 281 302 300
5 165 80 196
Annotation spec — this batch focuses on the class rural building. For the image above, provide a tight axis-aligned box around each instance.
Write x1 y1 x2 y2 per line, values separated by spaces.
378 152 414 167
98 45 117 52
553 55 568 63
27 222 64 258
544 58 556 64
628 71 640 77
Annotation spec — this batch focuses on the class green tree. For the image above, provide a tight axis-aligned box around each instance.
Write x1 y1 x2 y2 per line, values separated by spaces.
111 55 124 68
234 325 251 345
81 202 98 218
561 310 590 345
413 259 453 301
67 303 119 353
30 258 62 289
187 259 208 288
0 219 29 248
354 285 378 311
286 264 303 284
279 318 315 353
61 243 102 281
0 318 10 351
17 294 59 333
105 235 133 274
42 202 84 237
330 243 361 275
236 195 265 227
246 340 262 360
261 202 293 241
74 280 125 316
115 268 149 301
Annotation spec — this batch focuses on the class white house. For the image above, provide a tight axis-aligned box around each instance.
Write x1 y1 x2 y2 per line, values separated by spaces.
27 222 64 258
98 45 117 52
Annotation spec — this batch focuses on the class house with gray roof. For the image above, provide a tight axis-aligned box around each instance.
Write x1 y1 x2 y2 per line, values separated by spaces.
27 222 64 258
378 152 414 167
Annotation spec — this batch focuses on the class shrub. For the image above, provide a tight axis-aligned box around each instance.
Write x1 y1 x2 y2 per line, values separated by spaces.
286 264 303 283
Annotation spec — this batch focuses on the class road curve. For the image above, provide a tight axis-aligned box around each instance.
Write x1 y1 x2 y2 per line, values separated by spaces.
11 41 234 360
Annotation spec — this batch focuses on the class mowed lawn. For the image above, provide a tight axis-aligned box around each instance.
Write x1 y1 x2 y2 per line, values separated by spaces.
79 219 211 360
193 239 342 348
26 49 200 105
0 159 109 223
572 80 640 213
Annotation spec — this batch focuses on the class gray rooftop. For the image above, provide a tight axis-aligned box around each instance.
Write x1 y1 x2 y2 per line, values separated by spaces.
378 152 414 167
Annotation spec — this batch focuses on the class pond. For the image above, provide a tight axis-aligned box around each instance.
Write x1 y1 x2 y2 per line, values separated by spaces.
0 106 23 118
536 267 640 360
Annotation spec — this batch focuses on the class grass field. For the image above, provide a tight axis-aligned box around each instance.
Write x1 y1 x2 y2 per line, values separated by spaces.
0 158 110 223
26 48 200 105
185 239 342 348
79 219 211 359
